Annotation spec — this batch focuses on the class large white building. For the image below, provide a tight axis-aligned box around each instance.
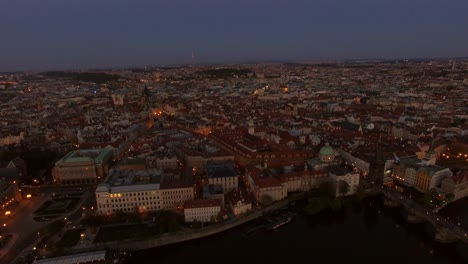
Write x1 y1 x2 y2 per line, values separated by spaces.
96 168 194 215
328 165 360 197
206 160 238 192
246 167 287 203
184 199 222 223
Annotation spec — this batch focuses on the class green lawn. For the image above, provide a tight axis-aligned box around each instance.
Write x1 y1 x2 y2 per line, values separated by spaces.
34 197 82 217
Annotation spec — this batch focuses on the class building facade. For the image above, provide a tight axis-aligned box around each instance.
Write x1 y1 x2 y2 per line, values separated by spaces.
328 165 360 197
53 149 113 185
146 153 178 170
392 156 452 192
183 199 222 222
246 167 287 203
206 160 238 192
95 168 194 215
226 189 251 215
441 172 468 201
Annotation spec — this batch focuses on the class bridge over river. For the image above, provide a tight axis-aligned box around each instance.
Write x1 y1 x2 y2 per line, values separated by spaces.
379 187 468 244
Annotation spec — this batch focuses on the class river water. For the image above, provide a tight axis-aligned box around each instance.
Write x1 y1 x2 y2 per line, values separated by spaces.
128 195 467 264
439 196 468 230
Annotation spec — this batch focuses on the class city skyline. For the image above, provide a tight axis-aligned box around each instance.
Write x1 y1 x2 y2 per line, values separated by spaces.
1 0 468 71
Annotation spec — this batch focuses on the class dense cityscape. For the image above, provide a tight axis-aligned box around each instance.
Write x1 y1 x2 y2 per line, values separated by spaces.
0 60 467 263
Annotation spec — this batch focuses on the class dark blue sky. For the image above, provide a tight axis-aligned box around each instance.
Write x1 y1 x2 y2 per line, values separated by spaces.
1 0 467 71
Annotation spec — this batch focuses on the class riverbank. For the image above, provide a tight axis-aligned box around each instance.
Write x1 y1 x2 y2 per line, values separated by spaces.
128 194 468 264
303 187 380 215
70 192 308 253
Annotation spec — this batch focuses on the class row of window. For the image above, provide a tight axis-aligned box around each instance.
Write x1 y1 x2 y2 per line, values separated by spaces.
99 198 187 209
210 177 237 180
107 195 192 203
101 189 192 198
186 208 219 212
111 206 160 212
59 178 96 185
110 197 159 202
110 201 160 207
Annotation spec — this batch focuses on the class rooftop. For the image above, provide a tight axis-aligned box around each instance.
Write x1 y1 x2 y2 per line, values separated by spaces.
96 168 162 193
59 148 113 164
184 198 222 209
206 160 237 179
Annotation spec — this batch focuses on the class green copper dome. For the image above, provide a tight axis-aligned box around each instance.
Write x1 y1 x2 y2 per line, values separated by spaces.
320 145 335 156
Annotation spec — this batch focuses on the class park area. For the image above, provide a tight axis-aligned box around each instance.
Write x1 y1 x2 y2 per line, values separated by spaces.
94 224 154 243
91 211 184 243
33 193 84 221
56 228 85 248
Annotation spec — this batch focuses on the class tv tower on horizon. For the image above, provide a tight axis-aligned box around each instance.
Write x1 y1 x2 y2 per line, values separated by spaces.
191 50 195 65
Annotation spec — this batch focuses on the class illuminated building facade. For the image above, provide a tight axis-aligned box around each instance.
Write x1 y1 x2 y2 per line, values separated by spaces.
52 148 114 185
95 168 194 215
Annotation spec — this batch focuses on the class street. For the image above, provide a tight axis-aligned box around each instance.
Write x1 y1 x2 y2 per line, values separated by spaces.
0 187 96 263
0 194 49 263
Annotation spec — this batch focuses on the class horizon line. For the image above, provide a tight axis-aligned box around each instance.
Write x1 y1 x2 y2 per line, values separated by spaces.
2 55 467 74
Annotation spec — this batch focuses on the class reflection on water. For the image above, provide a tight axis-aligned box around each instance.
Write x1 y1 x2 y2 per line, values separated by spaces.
128 195 467 264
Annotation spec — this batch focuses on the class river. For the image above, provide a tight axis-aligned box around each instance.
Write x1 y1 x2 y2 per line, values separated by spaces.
439 196 468 230
127 195 468 264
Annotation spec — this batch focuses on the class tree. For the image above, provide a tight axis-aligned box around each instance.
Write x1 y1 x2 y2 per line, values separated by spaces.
46 220 65 236
338 180 350 196
191 220 202 229
445 193 455 202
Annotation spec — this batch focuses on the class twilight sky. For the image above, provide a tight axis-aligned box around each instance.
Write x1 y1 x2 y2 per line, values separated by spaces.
1 0 467 71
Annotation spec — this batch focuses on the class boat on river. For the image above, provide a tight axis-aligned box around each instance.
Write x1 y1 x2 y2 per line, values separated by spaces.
265 212 296 231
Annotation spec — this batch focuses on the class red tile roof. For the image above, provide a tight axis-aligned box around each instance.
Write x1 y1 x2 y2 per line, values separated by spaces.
184 198 222 209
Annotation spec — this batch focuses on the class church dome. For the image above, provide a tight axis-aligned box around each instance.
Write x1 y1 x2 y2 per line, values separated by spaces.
319 145 335 156
319 143 335 163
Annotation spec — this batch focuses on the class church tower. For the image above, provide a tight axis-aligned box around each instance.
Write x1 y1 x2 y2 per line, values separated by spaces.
247 119 255 135
425 140 437 166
